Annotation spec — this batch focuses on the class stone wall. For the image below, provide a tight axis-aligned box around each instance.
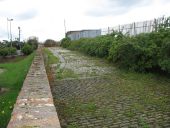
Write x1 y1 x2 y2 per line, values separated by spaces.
7 47 61 128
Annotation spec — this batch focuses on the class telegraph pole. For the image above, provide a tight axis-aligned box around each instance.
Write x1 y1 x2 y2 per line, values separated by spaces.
7 18 9 40
64 19 67 37
18 26 21 50
18 27 21 42
7 18 13 47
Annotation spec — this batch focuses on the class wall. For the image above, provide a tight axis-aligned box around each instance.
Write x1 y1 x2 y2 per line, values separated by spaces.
7 47 61 128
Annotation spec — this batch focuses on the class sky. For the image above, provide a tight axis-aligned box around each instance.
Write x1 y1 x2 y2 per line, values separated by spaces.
0 0 170 42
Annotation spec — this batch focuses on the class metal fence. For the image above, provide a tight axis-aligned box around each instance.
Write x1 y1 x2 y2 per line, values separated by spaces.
101 16 170 36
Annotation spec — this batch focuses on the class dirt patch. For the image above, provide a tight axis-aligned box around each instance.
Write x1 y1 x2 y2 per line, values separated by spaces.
0 87 9 94
0 56 26 63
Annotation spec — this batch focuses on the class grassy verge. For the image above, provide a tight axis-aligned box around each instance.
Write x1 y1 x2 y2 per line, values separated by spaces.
43 48 59 82
43 48 59 67
0 53 35 128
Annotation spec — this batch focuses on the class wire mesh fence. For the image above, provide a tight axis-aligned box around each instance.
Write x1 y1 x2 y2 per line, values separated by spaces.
101 16 170 36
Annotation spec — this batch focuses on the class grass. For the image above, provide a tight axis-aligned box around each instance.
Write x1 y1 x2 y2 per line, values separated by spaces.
63 101 97 117
115 71 170 112
0 56 26 64
43 48 59 68
139 117 150 128
43 48 78 80
47 47 170 127
0 53 35 128
67 122 79 128
43 48 59 83
57 68 78 80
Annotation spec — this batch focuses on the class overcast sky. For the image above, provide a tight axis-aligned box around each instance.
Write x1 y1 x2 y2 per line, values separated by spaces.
0 0 170 42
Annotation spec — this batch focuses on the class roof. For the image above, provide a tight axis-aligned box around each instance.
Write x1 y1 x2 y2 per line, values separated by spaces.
66 29 101 35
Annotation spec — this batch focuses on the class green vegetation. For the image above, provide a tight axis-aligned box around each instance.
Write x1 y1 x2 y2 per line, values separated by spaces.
44 39 59 47
21 37 38 55
0 47 17 57
43 48 78 79
21 43 33 55
61 37 71 48
139 117 150 128
27 37 38 50
57 68 78 80
0 53 34 128
64 101 97 117
43 48 59 69
67 123 79 128
0 37 38 57
61 27 170 74
43 48 60 82
56 66 170 127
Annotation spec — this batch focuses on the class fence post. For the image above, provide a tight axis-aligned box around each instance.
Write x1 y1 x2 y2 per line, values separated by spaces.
134 22 136 35
108 27 110 34
154 19 157 32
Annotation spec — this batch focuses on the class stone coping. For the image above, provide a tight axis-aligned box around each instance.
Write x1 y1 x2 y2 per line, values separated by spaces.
7 47 61 128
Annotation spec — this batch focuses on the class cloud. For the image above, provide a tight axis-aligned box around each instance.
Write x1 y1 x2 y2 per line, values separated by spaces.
0 28 7 39
86 0 152 17
16 9 38 21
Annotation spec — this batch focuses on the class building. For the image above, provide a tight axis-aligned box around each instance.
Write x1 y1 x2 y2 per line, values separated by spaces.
66 29 101 40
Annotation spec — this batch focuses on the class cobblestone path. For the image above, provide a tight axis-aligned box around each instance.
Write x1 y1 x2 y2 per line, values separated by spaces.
49 47 170 128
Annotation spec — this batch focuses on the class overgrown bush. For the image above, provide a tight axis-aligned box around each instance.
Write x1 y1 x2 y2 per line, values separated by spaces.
60 37 71 48
27 37 38 50
0 47 17 57
44 39 59 47
61 28 170 74
21 44 33 55
67 35 114 58
158 41 170 73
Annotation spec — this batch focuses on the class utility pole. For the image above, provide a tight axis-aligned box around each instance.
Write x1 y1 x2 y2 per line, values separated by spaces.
18 26 21 50
18 27 21 42
7 18 9 40
64 19 67 37
7 18 13 47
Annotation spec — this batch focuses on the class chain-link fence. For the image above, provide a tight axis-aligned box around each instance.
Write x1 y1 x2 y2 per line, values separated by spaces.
101 16 170 36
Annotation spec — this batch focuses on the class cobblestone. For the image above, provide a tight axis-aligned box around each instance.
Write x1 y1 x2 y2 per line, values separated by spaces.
50 47 170 128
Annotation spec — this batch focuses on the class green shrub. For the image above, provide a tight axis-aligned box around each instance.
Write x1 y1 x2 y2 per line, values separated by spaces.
44 39 59 47
61 28 170 74
67 35 114 58
158 41 170 73
0 48 8 57
0 47 16 57
61 37 71 48
21 44 33 55
9 47 17 55
27 37 38 50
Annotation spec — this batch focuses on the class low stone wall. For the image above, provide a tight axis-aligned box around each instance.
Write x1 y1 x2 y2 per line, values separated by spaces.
7 47 61 128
